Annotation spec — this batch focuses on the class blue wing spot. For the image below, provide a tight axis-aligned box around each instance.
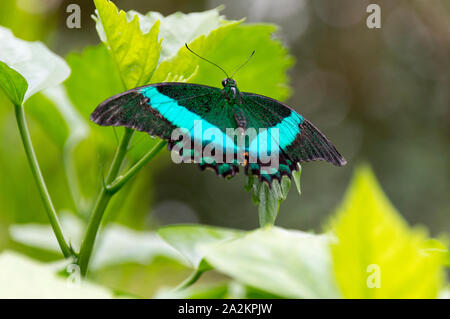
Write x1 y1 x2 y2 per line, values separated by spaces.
249 111 303 156
140 87 237 152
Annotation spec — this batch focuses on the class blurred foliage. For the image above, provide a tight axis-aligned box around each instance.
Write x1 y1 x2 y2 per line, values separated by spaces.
0 251 114 298
330 166 445 298
4 165 447 298
0 0 449 299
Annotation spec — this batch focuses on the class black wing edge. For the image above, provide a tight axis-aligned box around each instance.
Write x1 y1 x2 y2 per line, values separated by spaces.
295 118 347 167
242 92 347 167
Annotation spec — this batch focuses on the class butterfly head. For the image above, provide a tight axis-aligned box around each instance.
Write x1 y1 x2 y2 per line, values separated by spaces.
222 78 236 88
222 78 240 102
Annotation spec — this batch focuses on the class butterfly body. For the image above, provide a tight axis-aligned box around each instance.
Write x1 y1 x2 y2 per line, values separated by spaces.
91 79 346 185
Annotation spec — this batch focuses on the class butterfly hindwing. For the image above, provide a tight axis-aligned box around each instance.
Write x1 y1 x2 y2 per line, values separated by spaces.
239 92 346 184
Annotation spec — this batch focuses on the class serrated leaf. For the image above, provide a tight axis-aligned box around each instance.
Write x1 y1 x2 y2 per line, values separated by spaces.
157 225 242 269
129 8 229 62
205 227 340 298
94 0 162 89
152 23 294 101
330 165 445 298
0 26 70 104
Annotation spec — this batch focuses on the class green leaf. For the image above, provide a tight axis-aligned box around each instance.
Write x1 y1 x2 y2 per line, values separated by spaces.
65 44 159 161
9 214 183 270
246 175 293 227
157 225 242 269
280 176 291 200
0 26 70 104
24 91 68 149
293 164 302 195
0 61 27 106
153 23 294 101
123 7 229 62
205 226 340 298
155 282 230 299
0 251 114 298
65 44 123 120
24 85 89 151
93 0 162 89
257 183 280 227
329 165 446 298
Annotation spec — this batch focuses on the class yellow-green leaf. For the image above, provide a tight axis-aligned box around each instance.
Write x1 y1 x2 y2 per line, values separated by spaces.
94 0 162 89
0 61 27 106
329 165 445 298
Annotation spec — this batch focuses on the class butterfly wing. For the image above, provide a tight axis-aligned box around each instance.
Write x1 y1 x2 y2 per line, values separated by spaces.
90 82 241 177
239 92 346 183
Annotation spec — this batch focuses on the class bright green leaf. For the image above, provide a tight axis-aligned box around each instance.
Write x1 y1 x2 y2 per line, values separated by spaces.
0 251 114 298
0 26 70 104
329 165 445 298
0 61 27 106
205 226 340 298
93 0 162 89
95 6 231 64
158 225 242 269
126 7 229 62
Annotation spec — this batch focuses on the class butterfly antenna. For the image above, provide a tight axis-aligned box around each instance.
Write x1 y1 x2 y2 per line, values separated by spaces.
185 43 229 78
230 50 255 79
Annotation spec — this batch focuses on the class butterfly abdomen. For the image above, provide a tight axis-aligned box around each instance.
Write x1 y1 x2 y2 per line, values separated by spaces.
232 105 247 129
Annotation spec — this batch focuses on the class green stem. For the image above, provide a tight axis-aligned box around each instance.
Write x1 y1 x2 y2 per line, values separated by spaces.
106 139 167 194
77 128 134 276
174 268 206 292
13 104 72 258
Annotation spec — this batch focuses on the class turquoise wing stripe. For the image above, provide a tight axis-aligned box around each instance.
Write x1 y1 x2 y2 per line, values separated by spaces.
140 87 237 152
248 111 303 156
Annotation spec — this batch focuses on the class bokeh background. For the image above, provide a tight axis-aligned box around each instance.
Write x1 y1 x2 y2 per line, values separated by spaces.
0 0 449 296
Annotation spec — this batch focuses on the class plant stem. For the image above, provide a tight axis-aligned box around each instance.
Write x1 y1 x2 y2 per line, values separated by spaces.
106 139 167 194
77 128 134 276
174 268 206 292
13 104 72 258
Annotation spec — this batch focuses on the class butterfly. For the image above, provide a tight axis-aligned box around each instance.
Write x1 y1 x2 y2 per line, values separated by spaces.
90 45 346 185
